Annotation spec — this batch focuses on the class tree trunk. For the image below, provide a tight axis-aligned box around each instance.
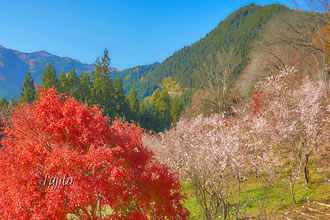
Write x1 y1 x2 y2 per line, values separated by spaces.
236 178 241 216
304 153 310 184
222 200 229 220
289 174 297 204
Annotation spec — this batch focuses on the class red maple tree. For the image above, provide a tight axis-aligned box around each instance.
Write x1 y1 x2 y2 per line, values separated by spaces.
0 88 189 219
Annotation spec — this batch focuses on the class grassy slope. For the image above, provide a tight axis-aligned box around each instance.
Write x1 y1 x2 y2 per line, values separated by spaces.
183 162 329 219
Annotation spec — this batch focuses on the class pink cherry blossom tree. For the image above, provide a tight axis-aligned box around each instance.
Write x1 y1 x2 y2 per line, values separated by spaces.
249 67 328 203
144 65 328 214
143 112 274 218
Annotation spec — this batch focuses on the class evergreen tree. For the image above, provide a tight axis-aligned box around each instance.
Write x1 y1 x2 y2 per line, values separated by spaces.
42 63 58 90
91 72 107 106
78 72 91 103
8 98 15 107
0 97 8 107
19 72 35 103
0 96 8 146
113 76 126 117
138 99 149 128
149 89 162 132
91 49 115 117
19 72 36 104
57 70 67 94
150 89 161 128
126 86 139 122
90 70 96 82
103 78 115 116
91 73 115 116
66 68 79 97
95 48 111 76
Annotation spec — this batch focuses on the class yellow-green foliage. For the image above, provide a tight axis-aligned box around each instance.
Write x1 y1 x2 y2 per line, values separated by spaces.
160 77 183 93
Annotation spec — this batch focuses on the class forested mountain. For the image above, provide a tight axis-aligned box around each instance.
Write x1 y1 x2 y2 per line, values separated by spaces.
0 45 95 98
110 63 159 95
1 4 289 100
134 4 288 98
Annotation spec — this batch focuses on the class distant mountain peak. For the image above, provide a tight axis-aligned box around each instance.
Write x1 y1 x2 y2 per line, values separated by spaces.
32 50 54 57
0 46 95 99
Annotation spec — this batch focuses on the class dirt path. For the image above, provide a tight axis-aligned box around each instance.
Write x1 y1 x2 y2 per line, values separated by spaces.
280 200 330 220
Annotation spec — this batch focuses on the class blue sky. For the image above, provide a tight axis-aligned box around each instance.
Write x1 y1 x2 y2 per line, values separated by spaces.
0 0 292 69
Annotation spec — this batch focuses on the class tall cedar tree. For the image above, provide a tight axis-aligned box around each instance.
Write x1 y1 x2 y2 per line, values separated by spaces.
66 68 79 97
139 99 149 128
126 86 139 122
57 70 67 94
57 69 79 97
0 97 8 146
95 48 111 76
91 49 115 117
150 89 161 130
113 76 126 117
91 72 115 116
0 97 8 107
19 72 36 104
42 63 58 90
77 72 91 102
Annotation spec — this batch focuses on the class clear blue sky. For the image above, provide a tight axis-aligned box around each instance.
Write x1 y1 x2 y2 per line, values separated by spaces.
0 0 292 69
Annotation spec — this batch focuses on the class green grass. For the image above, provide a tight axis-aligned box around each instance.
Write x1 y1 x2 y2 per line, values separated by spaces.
181 162 329 219
67 162 328 219
181 181 203 219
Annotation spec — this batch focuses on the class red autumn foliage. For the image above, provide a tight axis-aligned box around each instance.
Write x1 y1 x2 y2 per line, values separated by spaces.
0 87 189 219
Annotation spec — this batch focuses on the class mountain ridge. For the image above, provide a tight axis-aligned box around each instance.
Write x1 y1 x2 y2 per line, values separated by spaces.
133 3 288 98
0 45 95 99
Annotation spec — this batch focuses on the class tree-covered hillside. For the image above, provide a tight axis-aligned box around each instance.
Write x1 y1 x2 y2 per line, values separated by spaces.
110 63 159 95
134 4 288 98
